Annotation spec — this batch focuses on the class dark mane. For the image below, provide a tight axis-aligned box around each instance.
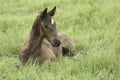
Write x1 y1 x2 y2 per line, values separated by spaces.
30 15 42 39
27 15 44 54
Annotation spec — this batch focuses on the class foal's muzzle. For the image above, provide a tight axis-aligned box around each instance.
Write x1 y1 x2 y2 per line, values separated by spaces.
51 38 61 47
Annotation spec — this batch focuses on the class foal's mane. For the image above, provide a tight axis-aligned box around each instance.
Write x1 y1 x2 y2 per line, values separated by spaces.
28 14 49 56
27 15 44 53
30 15 41 37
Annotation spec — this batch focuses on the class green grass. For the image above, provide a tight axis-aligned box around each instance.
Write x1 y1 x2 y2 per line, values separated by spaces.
0 0 120 80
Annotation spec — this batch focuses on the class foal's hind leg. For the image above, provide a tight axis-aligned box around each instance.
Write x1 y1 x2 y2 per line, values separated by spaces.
58 33 77 56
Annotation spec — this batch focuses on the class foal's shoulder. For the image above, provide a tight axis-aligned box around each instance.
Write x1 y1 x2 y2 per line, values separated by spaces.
42 38 51 47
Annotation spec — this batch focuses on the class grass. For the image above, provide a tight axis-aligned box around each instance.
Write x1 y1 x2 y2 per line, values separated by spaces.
0 0 120 80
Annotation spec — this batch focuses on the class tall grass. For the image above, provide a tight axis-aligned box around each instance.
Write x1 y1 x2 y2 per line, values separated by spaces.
0 0 120 80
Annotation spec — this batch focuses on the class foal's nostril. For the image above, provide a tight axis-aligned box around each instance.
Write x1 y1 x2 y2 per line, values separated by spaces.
52 39 61 47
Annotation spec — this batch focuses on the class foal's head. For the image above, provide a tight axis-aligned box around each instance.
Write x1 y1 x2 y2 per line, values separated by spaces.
33 7 60 47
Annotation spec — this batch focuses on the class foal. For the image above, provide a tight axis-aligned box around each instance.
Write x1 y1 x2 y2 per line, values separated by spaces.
19 7 61 65
19 7 76 65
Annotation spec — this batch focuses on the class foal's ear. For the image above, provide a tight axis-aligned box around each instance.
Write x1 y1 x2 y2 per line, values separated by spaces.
41 8 48 18
48 6 56 16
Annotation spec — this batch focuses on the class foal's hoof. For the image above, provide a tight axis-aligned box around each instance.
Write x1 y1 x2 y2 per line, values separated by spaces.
15 64 20 70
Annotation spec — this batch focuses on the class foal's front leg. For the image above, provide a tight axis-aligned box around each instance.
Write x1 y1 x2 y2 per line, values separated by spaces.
38 44 56 65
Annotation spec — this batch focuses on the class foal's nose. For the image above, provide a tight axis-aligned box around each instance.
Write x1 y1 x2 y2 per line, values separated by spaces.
51 38 61 47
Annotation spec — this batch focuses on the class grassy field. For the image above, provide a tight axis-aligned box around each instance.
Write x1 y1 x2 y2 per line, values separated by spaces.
0 0 120 80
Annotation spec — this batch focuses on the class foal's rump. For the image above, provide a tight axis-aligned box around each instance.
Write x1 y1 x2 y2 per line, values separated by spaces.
58 33 76 56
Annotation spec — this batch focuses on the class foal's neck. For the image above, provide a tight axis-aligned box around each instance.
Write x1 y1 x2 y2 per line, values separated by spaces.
29 17 44 52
